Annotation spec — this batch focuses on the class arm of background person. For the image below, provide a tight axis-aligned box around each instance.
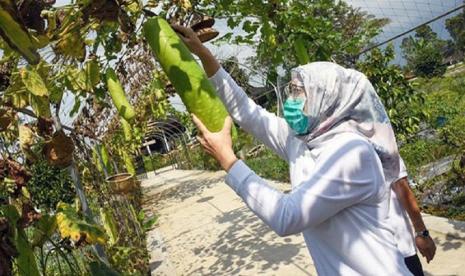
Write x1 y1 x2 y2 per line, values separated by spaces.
392 178 437 263
172 24 296 161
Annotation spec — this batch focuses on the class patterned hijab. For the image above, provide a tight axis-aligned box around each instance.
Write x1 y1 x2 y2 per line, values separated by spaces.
291 62 400 185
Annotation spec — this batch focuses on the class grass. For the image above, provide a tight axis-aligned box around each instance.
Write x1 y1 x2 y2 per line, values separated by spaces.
405 71 465 220
400 138 455 176
142 154 172 172
245 147 290 183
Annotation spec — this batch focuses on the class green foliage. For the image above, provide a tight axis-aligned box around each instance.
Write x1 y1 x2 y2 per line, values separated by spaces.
0 205 40 276
14 226 40 276
108 246 148 275
233 128 256 154
357 44 428 141
201 0 387 80
401 25 447 78
136 209 158 232
88 261 120 276
246 148 290 183
400 72 465 221
422 205 465 221
99 208 118 245
399 139 455 176
27 160 75 212
439 115 465 148
179 146 221 171
446 4 465 56
31 214 57 248
143 154 172 172
415 75 465 128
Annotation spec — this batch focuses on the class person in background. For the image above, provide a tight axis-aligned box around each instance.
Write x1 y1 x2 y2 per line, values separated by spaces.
173 24 412 275
391 157 437 276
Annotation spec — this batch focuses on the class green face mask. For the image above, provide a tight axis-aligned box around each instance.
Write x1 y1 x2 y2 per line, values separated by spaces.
283 98 309 135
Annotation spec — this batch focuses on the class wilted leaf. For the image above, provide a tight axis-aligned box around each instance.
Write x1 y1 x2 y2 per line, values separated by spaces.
18 125 34 149
56 202 107 245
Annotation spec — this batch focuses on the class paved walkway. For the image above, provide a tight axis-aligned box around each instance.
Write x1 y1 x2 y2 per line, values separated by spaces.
141 168 465 276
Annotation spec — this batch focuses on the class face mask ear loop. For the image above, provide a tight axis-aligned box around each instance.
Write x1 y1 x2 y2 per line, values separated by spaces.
278 79 291 117
276 73 288 117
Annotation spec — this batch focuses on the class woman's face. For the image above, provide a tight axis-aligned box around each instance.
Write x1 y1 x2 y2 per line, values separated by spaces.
283 78 310 135
285 79 307 113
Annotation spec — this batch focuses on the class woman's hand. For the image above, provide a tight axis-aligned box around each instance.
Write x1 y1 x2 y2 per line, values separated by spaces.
192 114 238 172
171 24 205 56
171 24 220 77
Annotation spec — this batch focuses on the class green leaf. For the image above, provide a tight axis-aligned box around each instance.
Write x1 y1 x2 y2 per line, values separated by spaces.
84 59 101 91
88 261 120 276
15 227 41 276
143 217 158 230
70 97 81 117
137 210 145 222
1 205 40 276
126 1 140 13
29 95 51 118
31 214 57 247
20 66 48 97
49 85 64 104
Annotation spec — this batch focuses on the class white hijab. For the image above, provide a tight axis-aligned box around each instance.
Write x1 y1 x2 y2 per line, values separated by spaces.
291 62 400 185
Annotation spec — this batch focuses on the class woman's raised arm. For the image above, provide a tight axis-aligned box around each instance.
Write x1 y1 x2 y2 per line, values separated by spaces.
172 24 297 161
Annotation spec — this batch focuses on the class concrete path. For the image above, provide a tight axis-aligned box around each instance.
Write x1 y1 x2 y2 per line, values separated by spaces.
142 168 465 276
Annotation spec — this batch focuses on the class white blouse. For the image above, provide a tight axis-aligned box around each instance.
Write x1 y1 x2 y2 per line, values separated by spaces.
208 67 412 275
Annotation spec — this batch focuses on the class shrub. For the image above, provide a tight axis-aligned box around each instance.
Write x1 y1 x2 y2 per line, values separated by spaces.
246 148 290 182
400 139 455 176
28 160 75 211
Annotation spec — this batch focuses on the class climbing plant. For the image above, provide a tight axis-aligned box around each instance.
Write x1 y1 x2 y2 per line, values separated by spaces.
357 44 429 142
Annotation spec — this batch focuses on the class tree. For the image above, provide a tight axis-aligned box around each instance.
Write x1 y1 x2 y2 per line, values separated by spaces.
357 44 428 142
445 5 465 60
401 25 447 78
198 0 388 82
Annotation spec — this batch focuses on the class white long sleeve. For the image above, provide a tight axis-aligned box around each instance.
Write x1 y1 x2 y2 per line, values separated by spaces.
225 133 381 236
209 67 296 161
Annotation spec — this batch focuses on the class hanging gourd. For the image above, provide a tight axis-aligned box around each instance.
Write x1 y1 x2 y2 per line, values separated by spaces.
121 150 136 175
143 17 233 134
120 117 132 142
99 207 118 245
105 68 136 121
93 144 113 175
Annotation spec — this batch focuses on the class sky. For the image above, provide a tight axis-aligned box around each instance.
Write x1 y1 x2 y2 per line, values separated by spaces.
347 0 462 38
346 0 464 64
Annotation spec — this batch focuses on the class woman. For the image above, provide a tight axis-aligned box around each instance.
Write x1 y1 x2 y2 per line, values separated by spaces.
173 25 412 275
